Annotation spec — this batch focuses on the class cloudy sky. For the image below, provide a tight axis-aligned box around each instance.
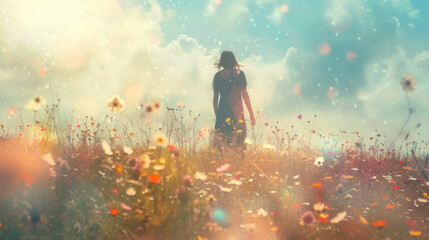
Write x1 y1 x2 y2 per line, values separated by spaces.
0 0 428 143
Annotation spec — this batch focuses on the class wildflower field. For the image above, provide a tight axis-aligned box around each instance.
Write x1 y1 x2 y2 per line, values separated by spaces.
0 96 428 240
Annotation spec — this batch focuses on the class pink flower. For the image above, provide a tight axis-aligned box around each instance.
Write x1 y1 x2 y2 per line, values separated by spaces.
297 114 302 119
300 211 316 225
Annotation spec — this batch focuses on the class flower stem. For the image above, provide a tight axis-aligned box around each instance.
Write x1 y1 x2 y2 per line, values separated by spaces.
396 92 413 142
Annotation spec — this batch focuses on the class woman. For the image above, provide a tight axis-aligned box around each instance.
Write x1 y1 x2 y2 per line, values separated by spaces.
212 50 255 152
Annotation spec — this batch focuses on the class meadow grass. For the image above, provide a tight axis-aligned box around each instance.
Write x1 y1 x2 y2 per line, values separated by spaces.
0 102 428 240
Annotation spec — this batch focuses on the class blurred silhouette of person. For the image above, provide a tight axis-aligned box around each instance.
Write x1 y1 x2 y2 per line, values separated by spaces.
212 50 255 153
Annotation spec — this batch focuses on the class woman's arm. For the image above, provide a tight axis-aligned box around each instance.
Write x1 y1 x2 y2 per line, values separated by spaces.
213 92 219 116
241 89 255 126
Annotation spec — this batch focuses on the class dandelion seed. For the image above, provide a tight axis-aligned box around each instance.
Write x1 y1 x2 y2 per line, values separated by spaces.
107 95 125 113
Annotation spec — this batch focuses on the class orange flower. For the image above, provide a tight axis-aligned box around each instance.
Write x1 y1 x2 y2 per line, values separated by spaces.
312 182 322 187
370 202 377 207
372 220 386 228
107 95 125 113
110 208 118 216
409 230 421 236
148 174 161 183
386 204 394 209
291 204 301 209
21 173 36 186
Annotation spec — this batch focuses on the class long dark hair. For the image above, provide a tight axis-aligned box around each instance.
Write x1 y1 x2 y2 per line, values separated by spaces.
214 50 245 70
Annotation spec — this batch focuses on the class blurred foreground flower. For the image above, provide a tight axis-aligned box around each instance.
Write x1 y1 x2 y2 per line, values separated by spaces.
401 74 417 92
102 140 113 155
153 98 162 115
168 144 180 157
25 96 45 110
263 144 275 150
152 132 168 147
244 138 252 145
313 202 326 212
299 211 316 225
107 95 125 113
257 208 268 217
314 156 324 167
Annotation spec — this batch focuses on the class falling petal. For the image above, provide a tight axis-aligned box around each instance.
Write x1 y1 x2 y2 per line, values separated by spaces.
330 211 347 223
216 163 232 172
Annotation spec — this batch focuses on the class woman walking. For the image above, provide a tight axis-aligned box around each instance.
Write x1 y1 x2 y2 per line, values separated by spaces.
212 50 255 153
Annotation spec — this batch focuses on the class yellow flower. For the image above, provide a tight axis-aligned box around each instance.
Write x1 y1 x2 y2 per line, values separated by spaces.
25 96 45 110
107 95 125 113
152 132 168 148
225 118 230 123
409 230 421 236
401 74 417 92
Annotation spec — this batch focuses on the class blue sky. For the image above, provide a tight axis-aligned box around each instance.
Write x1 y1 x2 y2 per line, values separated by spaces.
0 0 428 142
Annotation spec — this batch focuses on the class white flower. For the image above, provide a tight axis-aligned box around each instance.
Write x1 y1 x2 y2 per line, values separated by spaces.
330 211 347 223
257 208 268 217
220 186 232 192
194 171 208 181
123 146 133 155
228 179 242 186
314 156 324 167
152 132 168 148
126 187 136 196
244 138 253 145
42 153 56 166
313 202 325 212
102 140 113 155
153 165 165 171
263 144 275 150
25 96 45 110
139 154 151 169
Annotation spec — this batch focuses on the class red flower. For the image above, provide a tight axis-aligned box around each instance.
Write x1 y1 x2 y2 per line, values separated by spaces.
148 174 161 184
168 144 181 157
